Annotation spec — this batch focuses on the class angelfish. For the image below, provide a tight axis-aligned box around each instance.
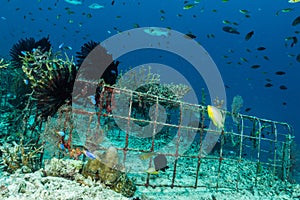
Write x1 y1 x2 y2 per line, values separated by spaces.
207 105 225 129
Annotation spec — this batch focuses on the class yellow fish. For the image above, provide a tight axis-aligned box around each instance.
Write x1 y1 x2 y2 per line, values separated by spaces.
288 0 300 3
145 167 159 175
139 152 156 160
207 105 225 129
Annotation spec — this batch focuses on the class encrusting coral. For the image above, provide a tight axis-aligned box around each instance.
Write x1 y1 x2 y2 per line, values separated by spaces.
82 146 136 197
43 147 136 197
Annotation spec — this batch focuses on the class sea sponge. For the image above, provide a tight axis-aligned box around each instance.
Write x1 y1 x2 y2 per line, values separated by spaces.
231 95 243 123
101 146 119 169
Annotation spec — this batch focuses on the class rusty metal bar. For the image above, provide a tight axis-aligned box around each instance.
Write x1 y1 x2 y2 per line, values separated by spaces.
194 105 206 188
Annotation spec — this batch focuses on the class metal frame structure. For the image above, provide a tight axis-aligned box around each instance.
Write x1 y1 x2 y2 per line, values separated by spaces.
72 83 294 190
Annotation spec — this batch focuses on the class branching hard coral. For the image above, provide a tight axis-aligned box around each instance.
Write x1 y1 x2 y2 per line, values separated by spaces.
0 58 10 69
160 83 191 100
8 36 52 111
115 66 160 90
114 65 190 102
0 140 44 173
213 96 225 108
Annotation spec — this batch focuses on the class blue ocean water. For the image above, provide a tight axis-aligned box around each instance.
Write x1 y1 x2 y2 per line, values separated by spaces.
0 0 299 144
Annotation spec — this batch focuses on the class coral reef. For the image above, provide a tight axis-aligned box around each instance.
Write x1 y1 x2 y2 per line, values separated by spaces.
21 49 77 120
0 141 43 173
82 147 136 197
44 158 83 179
9 36 51 68
0 58 9 69
231 95 243 123
42 147 136 197
0 169 130 200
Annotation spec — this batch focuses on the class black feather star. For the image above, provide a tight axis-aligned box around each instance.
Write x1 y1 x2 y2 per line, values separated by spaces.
10 36 51 68
21 48 78 120
76 40 100 67
32 61 77 119
76 40 119 85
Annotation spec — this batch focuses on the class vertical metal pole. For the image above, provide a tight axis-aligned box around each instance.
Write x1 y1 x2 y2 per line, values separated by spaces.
272 122 278 179
171 102 183 188
255 118 262 187
236 115 244 191
122 90 133 172
194 105 205 188
216 129 225 190
146 96 159 186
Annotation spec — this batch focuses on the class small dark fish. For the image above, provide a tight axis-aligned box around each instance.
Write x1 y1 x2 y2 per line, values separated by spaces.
275 71 286 75
111 0 115 5
239 9 249 14
245 30 254 41
266 78 272 82
291 36 298 47
245 108 251 112
257 47 266 51
206 33 215 38
184 33 196 39
251 65 260 69
285 36 298 47
279 85 288 90
282 102 287 106
263 55 270 60
292 16 300 26
265 83 273 87
154 154 169 172
296 54 300 62
222 20 231 25
222 26 240 34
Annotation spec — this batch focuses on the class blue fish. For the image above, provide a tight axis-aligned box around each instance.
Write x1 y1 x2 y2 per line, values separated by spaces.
83 150 96 160
56 131 65 137
58 143 65 150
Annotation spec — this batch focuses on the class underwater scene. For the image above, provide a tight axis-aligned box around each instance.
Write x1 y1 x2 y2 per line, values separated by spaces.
0 0 300 199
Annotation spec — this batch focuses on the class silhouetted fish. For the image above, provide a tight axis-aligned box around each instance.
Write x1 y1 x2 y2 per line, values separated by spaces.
245 30 254 41
279 85 288 90
296 54 300 62
222 26 240 34
265 83 273 87
275 71 286 75
257 47 266 51
184 33 197 39
154 154 169 172
292 16 300 26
